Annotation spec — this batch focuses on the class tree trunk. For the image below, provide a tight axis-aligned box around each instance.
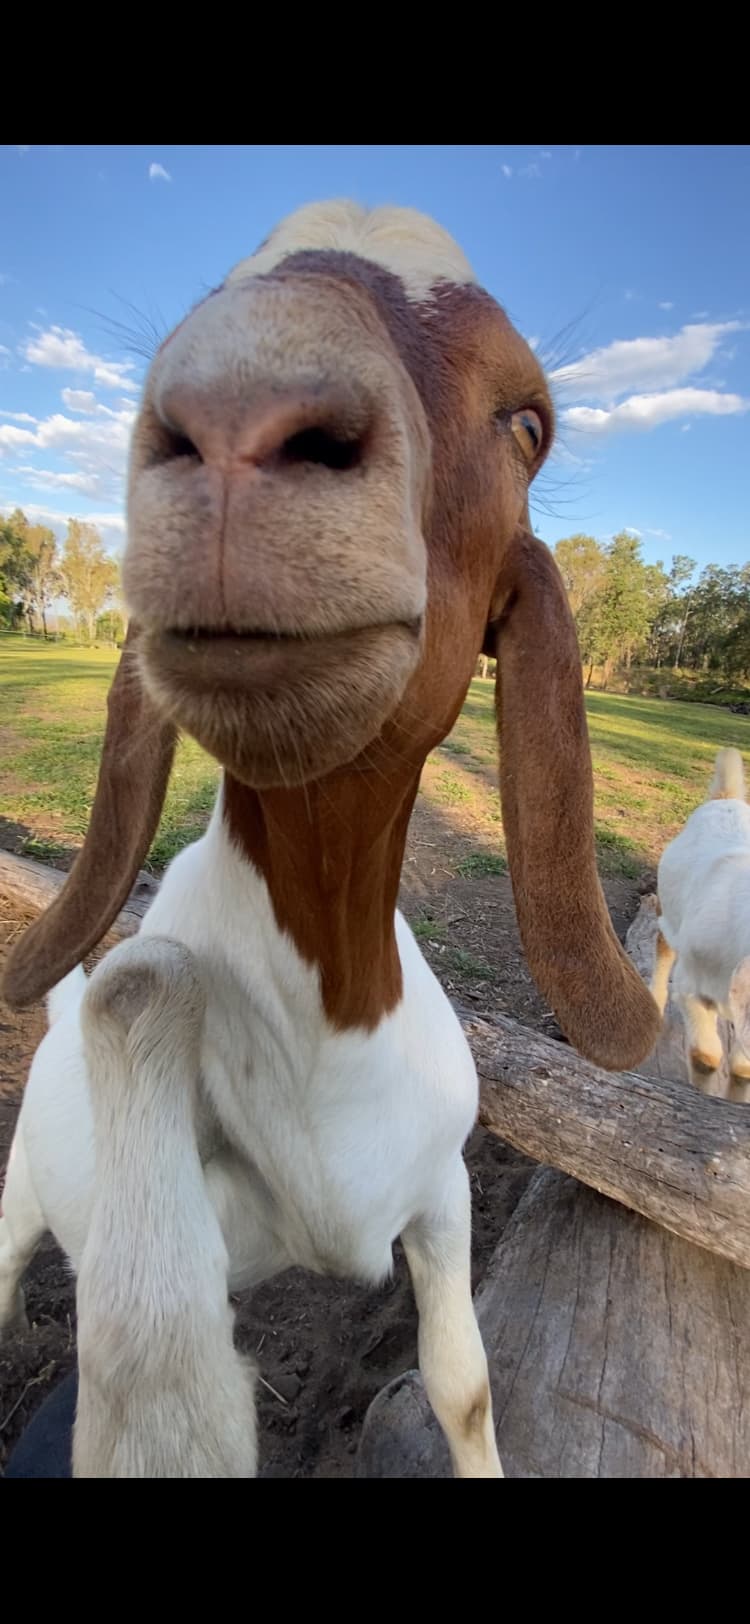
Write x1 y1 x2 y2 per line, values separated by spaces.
357 1170 750 1478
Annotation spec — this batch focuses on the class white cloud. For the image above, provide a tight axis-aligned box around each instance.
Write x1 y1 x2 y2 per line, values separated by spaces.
520 162 541 179
23 325 138 392
681 423 692 432
0 409 37 423
540 150 552 160
0 400 137 501
61 387 97 413
552 320 744 405
501 164 512 179
624 526 641 537
563 387 748 435
646 527 673 541
14 145 30 155
15 465 100 494
658 301 674 311
624 289 636 302
0 423 36 449
525 335 540 352
149 162 172 183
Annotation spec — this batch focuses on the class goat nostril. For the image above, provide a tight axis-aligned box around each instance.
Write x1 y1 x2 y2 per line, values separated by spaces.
279 427 363 473
149 417 203 467
167 430 202 462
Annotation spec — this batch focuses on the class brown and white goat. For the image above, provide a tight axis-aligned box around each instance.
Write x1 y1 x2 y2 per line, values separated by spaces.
0 201 659 1477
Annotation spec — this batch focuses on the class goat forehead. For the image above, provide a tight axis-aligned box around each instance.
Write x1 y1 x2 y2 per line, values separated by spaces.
226 200 476 304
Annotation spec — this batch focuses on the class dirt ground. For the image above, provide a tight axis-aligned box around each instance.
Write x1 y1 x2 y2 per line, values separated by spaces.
0 794 641 1476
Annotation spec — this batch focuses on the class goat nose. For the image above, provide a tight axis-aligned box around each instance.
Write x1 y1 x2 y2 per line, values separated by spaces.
155 385 371 476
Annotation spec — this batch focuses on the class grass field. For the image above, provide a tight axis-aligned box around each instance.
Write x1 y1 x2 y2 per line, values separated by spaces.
3 633 750 879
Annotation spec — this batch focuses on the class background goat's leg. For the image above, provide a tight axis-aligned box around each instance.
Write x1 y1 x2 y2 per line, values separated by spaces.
402 1161 502 1478
679 991 725 1095
74 937 257 1478
650 927 676 1016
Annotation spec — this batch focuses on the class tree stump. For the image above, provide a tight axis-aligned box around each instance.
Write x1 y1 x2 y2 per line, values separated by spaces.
358 897 750 1478
358 1167 750 1478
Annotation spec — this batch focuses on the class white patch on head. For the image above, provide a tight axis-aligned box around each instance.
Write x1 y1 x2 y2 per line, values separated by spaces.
227 200 476 304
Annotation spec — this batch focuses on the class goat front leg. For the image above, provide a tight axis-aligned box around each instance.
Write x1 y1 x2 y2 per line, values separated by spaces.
75 936 257 1478
402 1161 502 1479
650 926 676 1017
679 991 725 1095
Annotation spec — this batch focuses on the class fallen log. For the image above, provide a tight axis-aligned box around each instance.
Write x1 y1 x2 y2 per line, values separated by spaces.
0 849 156 941
472 1010 750 1270
357 1167 750 1479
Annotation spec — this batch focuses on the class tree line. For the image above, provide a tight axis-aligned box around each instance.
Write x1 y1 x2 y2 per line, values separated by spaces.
553 531 750 690
4 506 750 689
0 508 122 643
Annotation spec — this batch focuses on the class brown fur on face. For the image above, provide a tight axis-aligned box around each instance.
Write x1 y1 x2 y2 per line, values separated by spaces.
3 204 660 1070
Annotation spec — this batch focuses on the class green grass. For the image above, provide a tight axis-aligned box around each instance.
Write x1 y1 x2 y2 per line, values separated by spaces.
0 635 220 870
4 638 750 881
426 677 750 878
456 852 507 878
412 915 447 942
444 947 494 980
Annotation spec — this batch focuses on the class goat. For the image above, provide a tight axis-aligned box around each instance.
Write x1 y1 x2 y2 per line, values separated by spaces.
0 200 659 1477
651 745 750 1101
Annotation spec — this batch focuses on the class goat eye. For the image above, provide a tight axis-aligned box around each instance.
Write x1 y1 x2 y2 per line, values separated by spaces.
511 408 543 461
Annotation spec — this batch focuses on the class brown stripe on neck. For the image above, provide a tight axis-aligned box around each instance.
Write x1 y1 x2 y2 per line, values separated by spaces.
223 768 420 1030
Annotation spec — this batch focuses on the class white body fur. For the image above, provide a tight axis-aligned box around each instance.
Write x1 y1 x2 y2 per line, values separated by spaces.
1 798 499 1475
651 747 750 1097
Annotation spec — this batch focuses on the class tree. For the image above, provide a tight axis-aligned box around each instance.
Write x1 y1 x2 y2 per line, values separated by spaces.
553 534 607 620
554 535 609 686
60 520 119 644
595 532 654 683
0 509 35 631
24 524 61 638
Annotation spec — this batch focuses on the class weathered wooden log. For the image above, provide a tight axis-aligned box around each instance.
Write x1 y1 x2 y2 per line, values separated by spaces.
466 896 750 1268
0 849 156 940
357 1167 750 1478
471 1011 750 1270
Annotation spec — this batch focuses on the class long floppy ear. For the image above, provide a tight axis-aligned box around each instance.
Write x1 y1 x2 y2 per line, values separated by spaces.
2 626 177 1010
489 528 660 1071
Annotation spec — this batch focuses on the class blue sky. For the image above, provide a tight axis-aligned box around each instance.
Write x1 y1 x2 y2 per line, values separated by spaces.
2 144 749 575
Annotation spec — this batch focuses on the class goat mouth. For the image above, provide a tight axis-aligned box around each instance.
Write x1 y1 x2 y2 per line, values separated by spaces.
141 618 424 787
144 618 424 699
164 620 422 645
